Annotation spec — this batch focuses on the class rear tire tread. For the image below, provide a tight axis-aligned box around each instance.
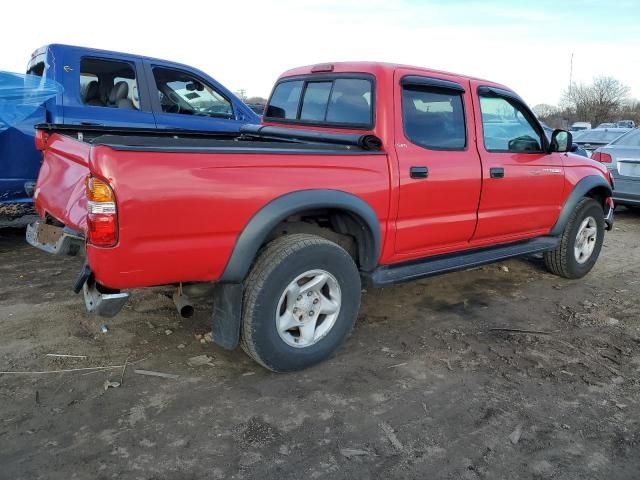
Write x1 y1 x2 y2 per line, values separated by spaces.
240 234 354 371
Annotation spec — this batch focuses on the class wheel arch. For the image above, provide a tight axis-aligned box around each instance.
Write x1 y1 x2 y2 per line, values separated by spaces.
218 189 382 283
550 175 612 236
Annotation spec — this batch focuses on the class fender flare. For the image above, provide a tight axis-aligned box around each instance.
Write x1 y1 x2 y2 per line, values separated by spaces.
218 189 382 283
550 175 612 236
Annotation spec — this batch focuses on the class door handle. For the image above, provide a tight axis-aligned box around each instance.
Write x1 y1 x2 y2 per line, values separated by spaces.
80 122 103 126
490 167 504 179
410 166 429 179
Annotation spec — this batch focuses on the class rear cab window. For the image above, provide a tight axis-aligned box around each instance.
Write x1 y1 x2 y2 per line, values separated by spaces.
265 75 374 129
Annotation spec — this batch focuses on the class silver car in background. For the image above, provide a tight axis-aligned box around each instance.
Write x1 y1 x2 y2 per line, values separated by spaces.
572 128 631 156
592 129 640 208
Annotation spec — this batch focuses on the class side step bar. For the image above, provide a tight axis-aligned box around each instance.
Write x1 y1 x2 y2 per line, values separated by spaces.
368 236 560 287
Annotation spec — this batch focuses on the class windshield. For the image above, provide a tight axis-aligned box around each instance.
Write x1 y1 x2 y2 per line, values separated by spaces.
573 130 628 143
612 129 640 147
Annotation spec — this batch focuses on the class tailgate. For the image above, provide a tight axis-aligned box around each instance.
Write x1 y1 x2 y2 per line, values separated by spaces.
33 132 90 231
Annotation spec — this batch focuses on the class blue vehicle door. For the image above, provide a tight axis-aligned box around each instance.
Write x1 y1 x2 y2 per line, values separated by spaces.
143 61 255 132
60 47 156 128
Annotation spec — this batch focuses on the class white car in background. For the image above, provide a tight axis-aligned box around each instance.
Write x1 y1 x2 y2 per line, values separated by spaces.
570 121 592 131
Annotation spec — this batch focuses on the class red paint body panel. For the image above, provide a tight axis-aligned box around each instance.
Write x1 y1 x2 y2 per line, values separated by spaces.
33 134 89 232
86 145 390 289
33 62 611 291
391 69 482 259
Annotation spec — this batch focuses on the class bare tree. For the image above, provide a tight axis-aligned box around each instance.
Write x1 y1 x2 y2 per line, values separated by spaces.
246 96 268 105
532 103 558 120
562 76 630 126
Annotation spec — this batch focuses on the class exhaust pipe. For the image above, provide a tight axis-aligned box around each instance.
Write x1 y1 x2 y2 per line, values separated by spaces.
173 289 194 319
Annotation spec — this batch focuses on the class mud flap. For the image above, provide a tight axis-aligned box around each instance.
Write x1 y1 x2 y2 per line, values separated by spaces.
212 283 243 350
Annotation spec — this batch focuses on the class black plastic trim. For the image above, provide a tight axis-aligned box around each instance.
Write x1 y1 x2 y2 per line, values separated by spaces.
409 166 429 179
367 237 560 287
550 175 613 236
240 124 383 150
73 263 92 294
401 75 465 92
219 190 382 282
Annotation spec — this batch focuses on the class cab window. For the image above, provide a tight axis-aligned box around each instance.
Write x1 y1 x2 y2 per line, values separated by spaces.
152 67 233 118
79 57 139 109
266 76 373 128
402 86 466 150
479 95 542 152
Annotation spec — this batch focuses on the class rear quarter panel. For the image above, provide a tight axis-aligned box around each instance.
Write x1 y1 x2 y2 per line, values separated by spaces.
33 133 90 231
87 147 390 289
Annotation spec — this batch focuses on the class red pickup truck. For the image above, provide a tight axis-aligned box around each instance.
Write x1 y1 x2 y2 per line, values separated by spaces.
28 62 614 372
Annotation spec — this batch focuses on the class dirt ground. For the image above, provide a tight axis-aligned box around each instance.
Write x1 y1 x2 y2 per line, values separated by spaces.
1 209 639 480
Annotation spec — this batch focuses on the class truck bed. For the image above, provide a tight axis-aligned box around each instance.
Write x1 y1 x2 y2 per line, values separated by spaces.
33 123 390 289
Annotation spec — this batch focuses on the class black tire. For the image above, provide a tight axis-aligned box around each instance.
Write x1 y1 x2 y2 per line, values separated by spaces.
241 234 361 372
544 198 605 279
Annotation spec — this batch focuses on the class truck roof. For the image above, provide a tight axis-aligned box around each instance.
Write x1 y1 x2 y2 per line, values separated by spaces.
279 61 510 90
32 44 199 73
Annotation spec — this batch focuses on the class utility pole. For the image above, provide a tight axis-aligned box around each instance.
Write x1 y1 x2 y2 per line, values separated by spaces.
569 53 574 93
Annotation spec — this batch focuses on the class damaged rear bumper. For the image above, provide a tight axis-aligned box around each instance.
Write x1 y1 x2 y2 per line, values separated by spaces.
26 220 85 256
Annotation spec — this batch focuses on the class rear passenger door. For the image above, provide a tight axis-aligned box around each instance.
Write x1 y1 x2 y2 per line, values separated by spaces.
393 70 482 258
469 82 564 243
60 48 156 127
144 63 246 133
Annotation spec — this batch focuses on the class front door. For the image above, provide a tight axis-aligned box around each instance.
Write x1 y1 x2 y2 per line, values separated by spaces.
470 82 565 244
393 70 482 259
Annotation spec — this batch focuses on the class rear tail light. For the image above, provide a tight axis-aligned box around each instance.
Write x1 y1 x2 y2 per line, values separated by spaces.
86 175 117 247
592 151 612 163
35 130 49 151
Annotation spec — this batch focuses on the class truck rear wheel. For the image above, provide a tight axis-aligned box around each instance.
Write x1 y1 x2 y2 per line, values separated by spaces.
544 197 605 279
241 234 361 372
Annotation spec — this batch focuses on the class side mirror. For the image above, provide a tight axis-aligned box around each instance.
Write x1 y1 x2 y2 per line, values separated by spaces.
549 129 572 153
265 105 286 119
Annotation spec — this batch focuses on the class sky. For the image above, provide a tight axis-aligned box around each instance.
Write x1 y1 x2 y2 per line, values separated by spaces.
2 0 639 106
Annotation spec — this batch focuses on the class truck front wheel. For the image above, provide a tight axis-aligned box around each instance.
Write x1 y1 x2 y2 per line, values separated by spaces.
241 234 361 372
544 197 605 279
